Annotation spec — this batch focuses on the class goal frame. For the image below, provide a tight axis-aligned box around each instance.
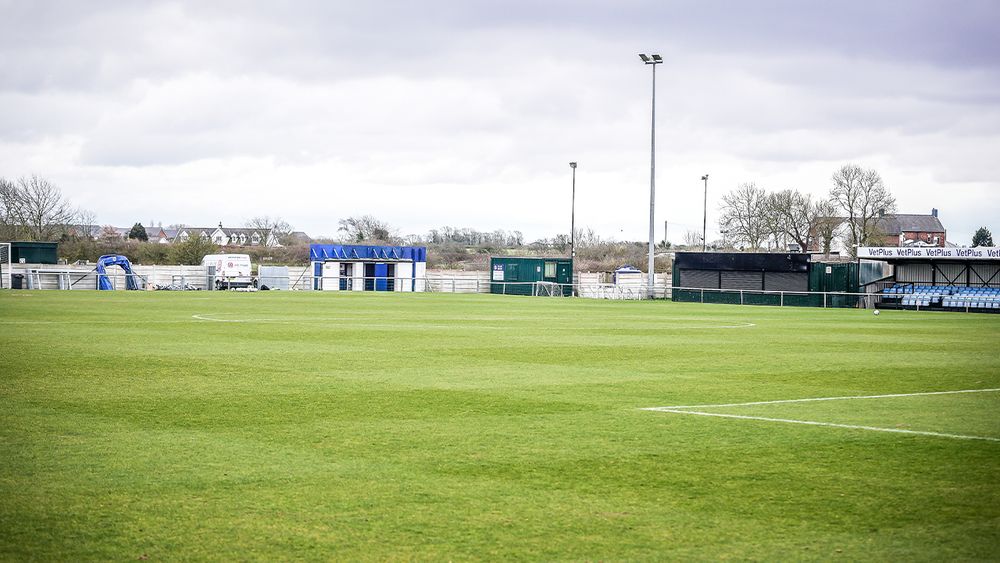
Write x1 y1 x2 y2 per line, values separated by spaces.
0 242 11 290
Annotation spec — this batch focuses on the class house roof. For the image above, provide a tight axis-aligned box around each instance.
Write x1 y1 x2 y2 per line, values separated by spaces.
218 227 269 236
877 214 945 235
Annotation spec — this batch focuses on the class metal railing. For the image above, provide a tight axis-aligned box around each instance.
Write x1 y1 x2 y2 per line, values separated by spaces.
7 268 994 313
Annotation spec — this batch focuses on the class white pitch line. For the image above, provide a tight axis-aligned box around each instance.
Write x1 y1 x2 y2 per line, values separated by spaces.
645 388 1000 410
646 409 1000 443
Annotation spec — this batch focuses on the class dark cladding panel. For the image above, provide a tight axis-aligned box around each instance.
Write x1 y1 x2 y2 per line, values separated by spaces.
764 272 808 292
674 252 809 272
679 269 719 289
721 271 762 290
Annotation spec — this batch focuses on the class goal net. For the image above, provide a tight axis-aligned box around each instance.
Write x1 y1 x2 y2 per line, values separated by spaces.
534 281 566 297
0 243 10 290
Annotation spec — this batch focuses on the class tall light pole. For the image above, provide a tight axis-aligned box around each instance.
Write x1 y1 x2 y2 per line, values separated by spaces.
639 53 662 297
569 162 577 288
701 174 709 252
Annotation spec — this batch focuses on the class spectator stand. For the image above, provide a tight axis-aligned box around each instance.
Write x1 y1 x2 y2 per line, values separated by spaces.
859 247 1000 312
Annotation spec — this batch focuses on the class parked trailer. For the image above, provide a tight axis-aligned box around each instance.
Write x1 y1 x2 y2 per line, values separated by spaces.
201 254 255 290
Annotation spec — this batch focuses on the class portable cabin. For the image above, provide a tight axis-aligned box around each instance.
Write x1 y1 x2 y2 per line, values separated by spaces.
310 244 427 292
489 256 573 296
10 241 58 265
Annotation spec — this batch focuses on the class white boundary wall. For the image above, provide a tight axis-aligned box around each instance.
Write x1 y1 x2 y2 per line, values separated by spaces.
578 272 671 299
6 264 668 297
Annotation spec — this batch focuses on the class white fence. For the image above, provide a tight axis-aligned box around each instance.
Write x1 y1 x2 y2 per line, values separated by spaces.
13 264 211 290
5 264 674 298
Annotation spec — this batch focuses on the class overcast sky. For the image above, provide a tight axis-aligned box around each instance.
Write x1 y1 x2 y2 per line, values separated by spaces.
1 0 998 244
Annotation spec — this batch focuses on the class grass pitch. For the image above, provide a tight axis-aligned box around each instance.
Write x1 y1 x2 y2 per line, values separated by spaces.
2 290 999 560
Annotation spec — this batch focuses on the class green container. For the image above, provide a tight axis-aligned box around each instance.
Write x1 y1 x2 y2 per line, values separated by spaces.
11 241 58 265
810 262 860 308
490 257 573 296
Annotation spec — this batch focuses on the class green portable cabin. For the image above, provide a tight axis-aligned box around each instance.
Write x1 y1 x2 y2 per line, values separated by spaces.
809 262 860 307
10 241 58 264
490 257 573 296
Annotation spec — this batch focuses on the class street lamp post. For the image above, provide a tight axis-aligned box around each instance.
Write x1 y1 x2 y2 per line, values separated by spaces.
701 174 709 252
569 162 577 293
639 53 662 298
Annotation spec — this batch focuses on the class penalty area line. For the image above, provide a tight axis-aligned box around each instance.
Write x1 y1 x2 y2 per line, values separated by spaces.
646 387 1000 410
643 409 1000 443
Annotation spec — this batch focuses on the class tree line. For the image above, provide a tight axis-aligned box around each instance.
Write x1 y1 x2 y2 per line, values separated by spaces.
718 164 898 257
4 172 996 268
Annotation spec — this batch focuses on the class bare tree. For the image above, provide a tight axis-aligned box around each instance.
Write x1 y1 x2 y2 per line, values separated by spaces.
337 215 396 243
683 229 702 247
245 215 294 246
75 209 101 240
719 182 770 250
0 177 22 240
767 189 828 252
812 200 842 256
245 216 292 236
3 176 79 241
830 164 896 257
99 225 121 242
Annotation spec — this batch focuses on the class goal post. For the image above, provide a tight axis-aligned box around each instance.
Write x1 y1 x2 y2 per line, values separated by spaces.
0 243 11 290
534 281 565 297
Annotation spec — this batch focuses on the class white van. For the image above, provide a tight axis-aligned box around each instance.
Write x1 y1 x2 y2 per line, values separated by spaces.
201 254 255 290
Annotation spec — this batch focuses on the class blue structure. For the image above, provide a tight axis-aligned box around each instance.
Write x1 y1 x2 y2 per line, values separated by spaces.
96 254 142 290
310 244 427 292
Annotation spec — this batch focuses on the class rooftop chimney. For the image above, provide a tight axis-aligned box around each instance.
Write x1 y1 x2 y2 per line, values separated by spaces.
931 208 938 217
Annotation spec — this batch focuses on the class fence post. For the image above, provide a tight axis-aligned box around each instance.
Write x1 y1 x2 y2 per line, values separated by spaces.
780 292 784 307
701 288 705 303
823 293 827 308
740 290 744 305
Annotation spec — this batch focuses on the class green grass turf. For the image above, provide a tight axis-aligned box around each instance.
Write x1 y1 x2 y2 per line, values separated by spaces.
1 290 999 560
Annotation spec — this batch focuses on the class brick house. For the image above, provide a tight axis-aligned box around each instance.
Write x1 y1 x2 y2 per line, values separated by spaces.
876 209 947 247
808 209 947 253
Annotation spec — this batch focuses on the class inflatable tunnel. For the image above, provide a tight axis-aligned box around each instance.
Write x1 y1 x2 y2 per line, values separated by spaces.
96 254 142 290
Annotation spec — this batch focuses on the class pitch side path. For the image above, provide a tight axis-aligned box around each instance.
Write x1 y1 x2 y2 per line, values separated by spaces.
1 290 998 560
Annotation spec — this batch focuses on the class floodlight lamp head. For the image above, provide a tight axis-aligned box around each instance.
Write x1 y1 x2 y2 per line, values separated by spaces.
569 162 577 169
702 174 709 181
638 53 651 63
652 54 662 62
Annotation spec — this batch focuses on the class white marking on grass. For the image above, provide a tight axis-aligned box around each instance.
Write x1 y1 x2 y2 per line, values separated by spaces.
192 314 254 323
645 388 1000 410
646 409 1000 443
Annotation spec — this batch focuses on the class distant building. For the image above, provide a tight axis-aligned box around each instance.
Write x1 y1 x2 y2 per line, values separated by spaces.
172 227 214 244
877 209 946 247
808 209 947 253
286 231 312 244
66 222 307 247
144 226 170 243
209 224 280 247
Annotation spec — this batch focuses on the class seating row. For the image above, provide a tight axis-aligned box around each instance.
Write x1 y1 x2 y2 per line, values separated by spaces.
942 295 1000 310
883 284 1000 297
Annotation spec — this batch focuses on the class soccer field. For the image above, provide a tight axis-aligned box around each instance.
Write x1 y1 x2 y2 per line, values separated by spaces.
2 290 999 560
